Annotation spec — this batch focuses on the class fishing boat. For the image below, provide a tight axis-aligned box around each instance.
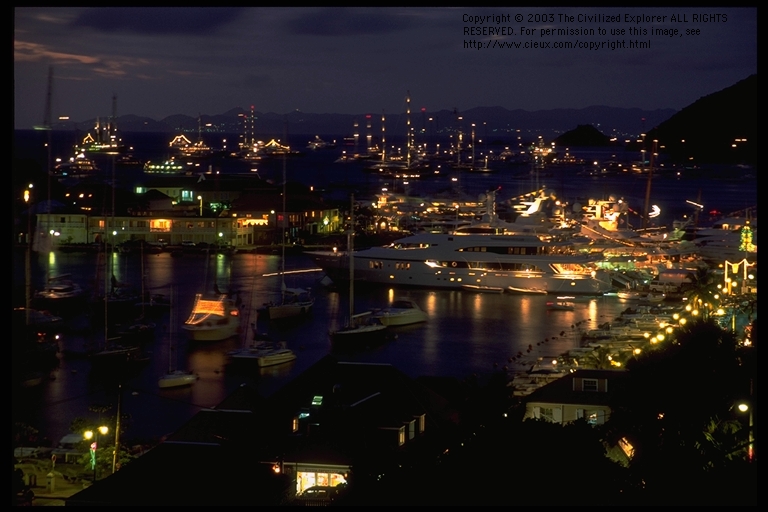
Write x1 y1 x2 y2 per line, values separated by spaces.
371 298 428 327
182 293 241 341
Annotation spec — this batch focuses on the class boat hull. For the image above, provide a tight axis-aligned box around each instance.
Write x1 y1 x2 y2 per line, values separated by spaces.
371 300 428 326
183 293 241 341
182 322 240 341
310 250 613 295
158 371 197 388
372 312 427 327
330 324 389 352
257 351 297 367
264 301 313 320
228 344 297 367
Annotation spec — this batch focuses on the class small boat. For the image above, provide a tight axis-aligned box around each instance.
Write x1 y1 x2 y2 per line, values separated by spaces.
90 341 149 368
617 290 642 300
546 301 575 311
331 312 389 350
461 284 505 294
260 287 314 320
159 287 197 388
182 293 241 341
228 340 297 368
158 370 197 389
371 298 428 327
34 274 85 302
507 286 548 295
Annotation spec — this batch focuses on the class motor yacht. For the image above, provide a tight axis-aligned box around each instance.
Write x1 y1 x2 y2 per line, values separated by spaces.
308 232 613 295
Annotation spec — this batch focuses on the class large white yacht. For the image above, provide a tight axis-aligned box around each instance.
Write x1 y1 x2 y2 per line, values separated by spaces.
308 231 614 295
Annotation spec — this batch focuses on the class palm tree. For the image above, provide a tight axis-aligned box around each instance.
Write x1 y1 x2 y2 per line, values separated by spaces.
685 266 720 319
581 346 614 369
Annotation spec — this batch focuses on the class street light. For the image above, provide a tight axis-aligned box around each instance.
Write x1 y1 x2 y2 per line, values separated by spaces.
197 196 203 217
737 402 754 462
84 426 109 482
24 184 34 326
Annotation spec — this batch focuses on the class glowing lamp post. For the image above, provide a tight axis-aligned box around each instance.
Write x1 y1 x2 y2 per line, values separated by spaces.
84 426 109 482
197 196 203 217
737 402 754 462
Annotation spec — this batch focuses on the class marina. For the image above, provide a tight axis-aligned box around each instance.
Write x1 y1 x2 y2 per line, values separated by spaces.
13 129 757 456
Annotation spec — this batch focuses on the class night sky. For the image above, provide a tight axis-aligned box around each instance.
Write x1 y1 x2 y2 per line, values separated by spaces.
14 7 757 130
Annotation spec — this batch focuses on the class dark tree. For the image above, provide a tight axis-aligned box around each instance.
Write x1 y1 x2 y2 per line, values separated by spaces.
605 319 756 505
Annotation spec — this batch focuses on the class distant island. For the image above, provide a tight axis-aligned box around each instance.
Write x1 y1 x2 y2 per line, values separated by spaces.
41 104 674 143
26 74 755 165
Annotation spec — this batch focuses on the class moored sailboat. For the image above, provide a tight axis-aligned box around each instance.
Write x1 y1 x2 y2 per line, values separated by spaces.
330 195 389 351
182 293 241 341
159 287 197 388
260 144 314 320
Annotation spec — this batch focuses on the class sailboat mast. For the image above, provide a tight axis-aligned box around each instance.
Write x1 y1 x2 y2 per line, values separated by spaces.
281 120 288 298
45 66 53 280
168 286 174 374
381 111 386 163
348 194 355 322
406 91 411 168
642 138 657 230
366 114 372 155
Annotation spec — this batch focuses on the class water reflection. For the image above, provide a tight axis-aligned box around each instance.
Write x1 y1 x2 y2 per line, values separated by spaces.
15 248 635 445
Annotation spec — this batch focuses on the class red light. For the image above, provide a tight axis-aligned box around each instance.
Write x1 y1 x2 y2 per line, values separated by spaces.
421 107 426 112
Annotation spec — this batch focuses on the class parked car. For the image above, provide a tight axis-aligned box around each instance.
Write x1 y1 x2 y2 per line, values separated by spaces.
298 485 342 501
181 241 196 247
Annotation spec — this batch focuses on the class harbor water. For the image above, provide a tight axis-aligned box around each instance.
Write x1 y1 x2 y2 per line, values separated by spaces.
13 129 757 446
